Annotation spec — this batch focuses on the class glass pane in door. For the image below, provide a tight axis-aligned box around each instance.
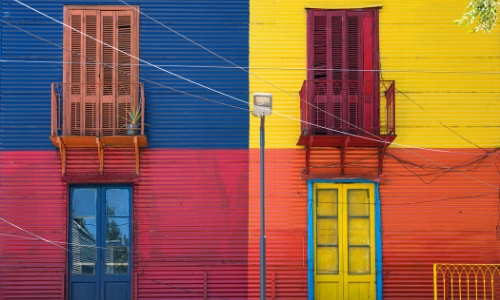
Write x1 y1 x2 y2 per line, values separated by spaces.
105 189 130 274
71 188 97 275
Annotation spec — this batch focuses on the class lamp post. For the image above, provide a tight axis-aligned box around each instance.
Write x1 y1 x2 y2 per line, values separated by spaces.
253 93 272 300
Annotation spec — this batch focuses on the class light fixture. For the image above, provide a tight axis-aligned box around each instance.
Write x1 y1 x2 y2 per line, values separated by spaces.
253 93 272 117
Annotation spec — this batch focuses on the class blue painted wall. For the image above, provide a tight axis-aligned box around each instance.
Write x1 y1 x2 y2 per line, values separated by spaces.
0 0 249 150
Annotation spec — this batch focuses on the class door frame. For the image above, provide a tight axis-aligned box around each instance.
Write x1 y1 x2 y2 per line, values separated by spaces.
307 179 382 300
67 184 133 300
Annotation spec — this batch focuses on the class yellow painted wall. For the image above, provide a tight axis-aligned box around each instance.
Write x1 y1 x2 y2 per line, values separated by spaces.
249 0 500 149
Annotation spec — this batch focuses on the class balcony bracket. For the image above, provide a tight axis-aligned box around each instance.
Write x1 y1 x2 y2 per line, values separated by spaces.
339 137 350 175
57 137 67 175
378 144 388 175
305 136 314 175
96 137 104 175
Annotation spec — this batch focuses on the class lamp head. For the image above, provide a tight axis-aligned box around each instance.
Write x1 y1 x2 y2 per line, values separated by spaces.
253 93 272 117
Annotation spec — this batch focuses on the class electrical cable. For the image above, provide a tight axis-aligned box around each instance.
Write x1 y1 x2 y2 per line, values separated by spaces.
118 0 498 153
1 2 493 155
6 0 500 192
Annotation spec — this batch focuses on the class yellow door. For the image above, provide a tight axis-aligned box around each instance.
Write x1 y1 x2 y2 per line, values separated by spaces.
314 183 376 300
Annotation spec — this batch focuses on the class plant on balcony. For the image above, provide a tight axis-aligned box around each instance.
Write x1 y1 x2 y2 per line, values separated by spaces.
124 107 143 135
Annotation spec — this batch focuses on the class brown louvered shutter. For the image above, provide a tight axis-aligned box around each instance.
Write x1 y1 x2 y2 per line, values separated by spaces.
100 10 137 136
64 7 138 136
63 9 100 136
84 10 100 136
64 9 82 135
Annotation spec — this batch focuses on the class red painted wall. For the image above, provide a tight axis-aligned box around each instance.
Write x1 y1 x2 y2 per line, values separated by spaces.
2 148 499 299
0 149 249 300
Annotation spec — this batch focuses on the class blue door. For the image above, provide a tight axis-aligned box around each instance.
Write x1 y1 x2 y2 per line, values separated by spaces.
69 186 132 300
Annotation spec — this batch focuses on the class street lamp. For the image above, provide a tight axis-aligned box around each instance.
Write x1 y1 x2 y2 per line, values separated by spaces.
253 92 272 300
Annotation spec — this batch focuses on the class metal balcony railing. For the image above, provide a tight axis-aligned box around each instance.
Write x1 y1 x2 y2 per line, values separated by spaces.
299 79 395 137
433 264 500 300
51 82 146 137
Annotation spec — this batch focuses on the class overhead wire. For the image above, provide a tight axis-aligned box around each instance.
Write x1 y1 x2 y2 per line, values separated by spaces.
1 1 500 292
2 60 500 75
4 0 500 196
6 0 500 189
1 0 498 211
119 0 500 190
118 0 496 156
3 0 486 156
0 18 248 113
118 0 495 154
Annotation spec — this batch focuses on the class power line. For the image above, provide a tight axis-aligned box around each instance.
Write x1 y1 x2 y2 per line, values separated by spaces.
4 58 500 75
7 0 500 191
3 0 491 154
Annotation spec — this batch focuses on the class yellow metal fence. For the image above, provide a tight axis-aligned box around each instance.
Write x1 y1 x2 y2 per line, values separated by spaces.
434 264 500 300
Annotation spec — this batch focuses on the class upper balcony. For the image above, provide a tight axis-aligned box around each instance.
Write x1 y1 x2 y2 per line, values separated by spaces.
297 79 396 148
50 82 147 175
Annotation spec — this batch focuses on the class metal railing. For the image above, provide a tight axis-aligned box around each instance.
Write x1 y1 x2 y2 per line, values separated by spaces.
434 264 500 300
299 79 395 137
51 82 145 136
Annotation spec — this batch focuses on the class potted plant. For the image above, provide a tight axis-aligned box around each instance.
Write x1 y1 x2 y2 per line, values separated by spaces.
125 107 142 135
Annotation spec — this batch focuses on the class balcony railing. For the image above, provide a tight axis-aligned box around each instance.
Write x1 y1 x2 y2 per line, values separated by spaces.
50 82 147 175
299 79 396 139
434 264 500 300
51 82 146 137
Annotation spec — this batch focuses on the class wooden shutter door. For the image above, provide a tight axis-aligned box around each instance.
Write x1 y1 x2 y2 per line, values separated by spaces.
346 12 361 135
101 11 117 136
63 9 100 136
100 10 138 136
310 11 329 135
308 10 346 135
308 9 379 136
361 10 379 135
83 10 101 136
330 12 345 133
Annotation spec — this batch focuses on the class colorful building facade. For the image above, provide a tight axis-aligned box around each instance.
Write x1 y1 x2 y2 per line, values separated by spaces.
1 0 500 299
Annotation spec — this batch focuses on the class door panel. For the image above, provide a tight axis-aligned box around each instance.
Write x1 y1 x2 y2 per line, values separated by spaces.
314 183 376 300
69 186 132 300
72 283 97 300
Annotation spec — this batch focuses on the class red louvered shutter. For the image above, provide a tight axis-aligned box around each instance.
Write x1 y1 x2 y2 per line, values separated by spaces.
311 12 328 134
307 9 379 136
361 10 380 135
346 13 361 134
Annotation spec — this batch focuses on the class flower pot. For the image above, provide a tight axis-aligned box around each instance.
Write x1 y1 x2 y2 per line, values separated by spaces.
127 123 139 135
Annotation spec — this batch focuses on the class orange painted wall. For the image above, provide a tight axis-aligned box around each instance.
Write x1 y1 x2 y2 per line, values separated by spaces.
249 147 500 299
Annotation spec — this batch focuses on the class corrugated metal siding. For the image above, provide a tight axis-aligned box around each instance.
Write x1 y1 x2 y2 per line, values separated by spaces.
0 0 249 150
134 149 249 299
248 149 308 299
0 149 250 299
380 148 500 299
246 148 500 299
250 0 500 149
0 151 66 300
